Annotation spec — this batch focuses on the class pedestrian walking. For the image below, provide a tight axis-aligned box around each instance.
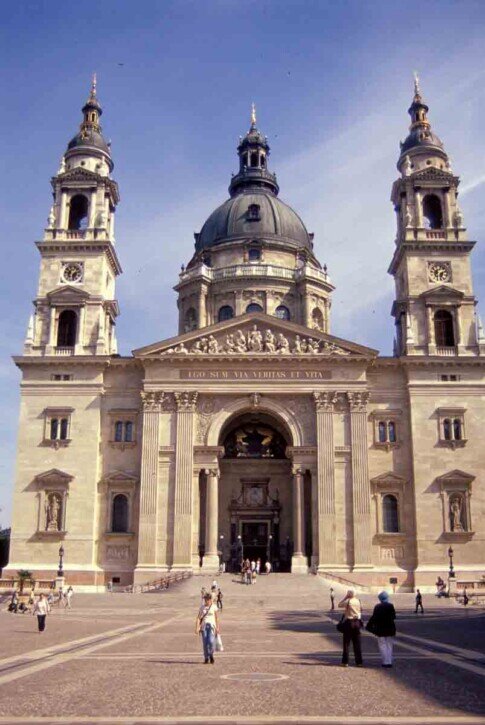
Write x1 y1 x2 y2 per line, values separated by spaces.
338 589 364 667
265 560 272 575
216 588 223 610
32 593 50 633
195 591 220 664
200 587 207 605
463 587 469 606
256 558 261 575
366 591 396 668
415 589 424 614
330 587 335 611
65 586 74 609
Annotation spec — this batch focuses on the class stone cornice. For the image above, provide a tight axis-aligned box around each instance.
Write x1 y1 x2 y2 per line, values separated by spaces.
388 240 475 275
36 240 122 276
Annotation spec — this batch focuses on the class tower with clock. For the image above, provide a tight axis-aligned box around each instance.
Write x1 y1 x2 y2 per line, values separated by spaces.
389 75 480 356
23 75 121 358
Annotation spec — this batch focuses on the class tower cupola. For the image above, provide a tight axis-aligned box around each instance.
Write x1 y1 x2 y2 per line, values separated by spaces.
398 74 447 170
65 74 113 173
229 104 279 197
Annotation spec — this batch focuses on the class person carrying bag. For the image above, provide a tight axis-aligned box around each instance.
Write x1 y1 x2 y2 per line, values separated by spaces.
337 589 364 667
366 591 396 668
195 592 220 664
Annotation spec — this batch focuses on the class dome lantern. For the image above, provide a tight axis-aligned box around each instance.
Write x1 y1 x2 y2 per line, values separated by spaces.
229 104 279 197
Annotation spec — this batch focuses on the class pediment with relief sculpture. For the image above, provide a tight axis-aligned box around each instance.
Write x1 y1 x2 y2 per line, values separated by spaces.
133 312 377 359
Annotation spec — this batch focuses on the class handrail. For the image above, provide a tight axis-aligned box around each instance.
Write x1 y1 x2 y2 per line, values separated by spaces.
123 570 192 594
317 570 371 592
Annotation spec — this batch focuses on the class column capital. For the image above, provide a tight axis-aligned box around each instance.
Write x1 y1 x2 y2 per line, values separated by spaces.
141 391 164 412
292 466 306 478
204 468 220 479
174 391 199 412
313 391 338 412
346 390 370 412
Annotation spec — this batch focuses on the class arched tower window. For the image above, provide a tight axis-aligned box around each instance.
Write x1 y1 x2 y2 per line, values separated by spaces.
68 195 89 231
246 303 263 313
275 305 290 321
184 307 197 332
218 305 234 322
57 310 77 347
111 494 129 533
312 308 324 330
423 194 443 230
434 310 455 347
382 494 399 533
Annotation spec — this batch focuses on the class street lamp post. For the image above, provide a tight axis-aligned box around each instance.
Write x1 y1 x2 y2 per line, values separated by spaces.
57 545 65 577
448 546 455 579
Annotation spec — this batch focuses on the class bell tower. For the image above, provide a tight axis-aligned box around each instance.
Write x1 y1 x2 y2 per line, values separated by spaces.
24 76 121 357
389 76 483 356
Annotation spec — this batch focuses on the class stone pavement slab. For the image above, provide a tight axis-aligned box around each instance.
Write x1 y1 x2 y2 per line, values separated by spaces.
0 574 483 723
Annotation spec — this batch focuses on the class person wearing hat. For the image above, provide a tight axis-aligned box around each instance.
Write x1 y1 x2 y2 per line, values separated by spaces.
365 591 397 668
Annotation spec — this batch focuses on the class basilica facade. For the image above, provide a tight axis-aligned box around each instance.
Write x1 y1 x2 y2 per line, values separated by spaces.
6 79 485 590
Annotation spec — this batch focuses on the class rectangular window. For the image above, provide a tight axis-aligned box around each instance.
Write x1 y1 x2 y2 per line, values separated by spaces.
437 408 467 448
109 410 138 447
372 411 401 449
44 407 73 446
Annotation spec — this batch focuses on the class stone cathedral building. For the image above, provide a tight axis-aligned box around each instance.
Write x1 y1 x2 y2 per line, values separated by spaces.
6 78 485 591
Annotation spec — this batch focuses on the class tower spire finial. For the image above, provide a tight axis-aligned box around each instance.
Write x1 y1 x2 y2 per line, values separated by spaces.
413 70 420 98
91 72 97 98
250 102 257 129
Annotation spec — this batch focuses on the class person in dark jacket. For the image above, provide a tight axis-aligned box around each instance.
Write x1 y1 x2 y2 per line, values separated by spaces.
366 591 396 668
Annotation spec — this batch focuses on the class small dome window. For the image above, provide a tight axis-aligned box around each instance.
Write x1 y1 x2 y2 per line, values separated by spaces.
246 303 263 313
247 204 261 221
248 248 261 262
275 305 290 321
218 306 234 322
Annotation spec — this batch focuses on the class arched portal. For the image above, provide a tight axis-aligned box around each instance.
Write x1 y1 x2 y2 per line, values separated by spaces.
200 408 311 573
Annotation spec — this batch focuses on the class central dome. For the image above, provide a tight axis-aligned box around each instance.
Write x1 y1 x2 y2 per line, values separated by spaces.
196 188 312 253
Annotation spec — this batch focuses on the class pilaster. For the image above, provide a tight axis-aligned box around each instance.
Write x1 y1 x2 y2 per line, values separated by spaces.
202 467 220 571
135 391 164 581
172 391 198 569
347 391 373 570
314 391 338 569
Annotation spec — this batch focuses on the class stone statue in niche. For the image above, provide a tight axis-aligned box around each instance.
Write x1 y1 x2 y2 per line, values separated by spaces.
225 334 236 353
46 493 61 532
402 155 412 176
404 208 412 228
450 496 465 532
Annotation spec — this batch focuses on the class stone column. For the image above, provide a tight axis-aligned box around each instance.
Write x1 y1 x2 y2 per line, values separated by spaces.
47 306 57 353
74 305 85 354
135 391 164 582
192 468 201 569
203 468 220 571
291 466 307 573
197 286 207 329
415 189 423 227
314 392 338 569
60 192 68 229
347 391 373 570
443 189 452 228
427 305 436 354
172 392 198 569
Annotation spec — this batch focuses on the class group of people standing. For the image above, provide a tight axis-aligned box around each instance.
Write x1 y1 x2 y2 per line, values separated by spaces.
7 585 74 632
337 589 396 668
240 558 271 584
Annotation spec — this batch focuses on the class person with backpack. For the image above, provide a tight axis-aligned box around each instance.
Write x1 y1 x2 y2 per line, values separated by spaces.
195 591 220 664
366 591 397 668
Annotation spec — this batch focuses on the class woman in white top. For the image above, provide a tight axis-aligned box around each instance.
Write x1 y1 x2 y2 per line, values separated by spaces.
32 593 51 632
195 592 220 664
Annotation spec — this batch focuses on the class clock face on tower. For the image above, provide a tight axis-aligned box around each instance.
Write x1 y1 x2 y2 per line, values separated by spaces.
61 262 83 284
428 262 451 284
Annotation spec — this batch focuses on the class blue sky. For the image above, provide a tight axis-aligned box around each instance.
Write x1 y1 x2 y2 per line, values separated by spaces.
2 0 485 524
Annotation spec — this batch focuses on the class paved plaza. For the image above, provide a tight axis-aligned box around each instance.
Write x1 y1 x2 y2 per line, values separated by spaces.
0 575 484 724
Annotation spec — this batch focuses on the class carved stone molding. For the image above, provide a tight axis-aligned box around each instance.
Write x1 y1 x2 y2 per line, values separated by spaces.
140 391 164 412
313 391 338 412
205 468 220 478
249 392 262 408
346 391 370 412
174 391 199 412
